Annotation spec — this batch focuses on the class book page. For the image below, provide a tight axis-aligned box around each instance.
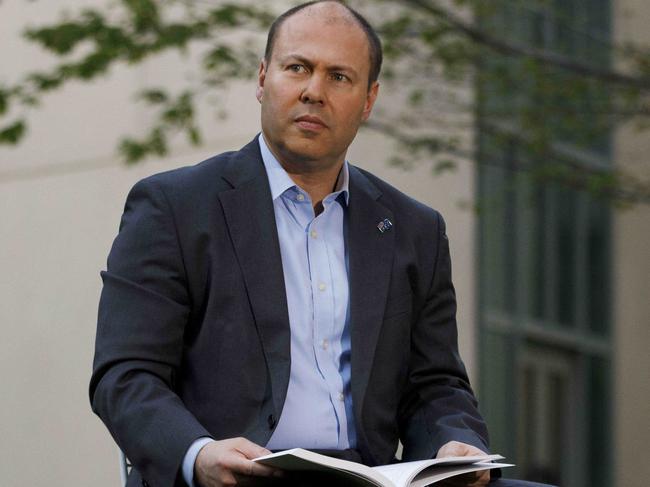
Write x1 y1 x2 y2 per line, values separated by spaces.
255 448 394 487
373 455 504 487
255 449 509 487
410 462 511 487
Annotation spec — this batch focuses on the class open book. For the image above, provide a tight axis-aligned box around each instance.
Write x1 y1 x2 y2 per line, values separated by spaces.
254 448 512 487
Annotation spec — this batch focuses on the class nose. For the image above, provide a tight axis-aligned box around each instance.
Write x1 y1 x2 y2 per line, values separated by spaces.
300 74 325 105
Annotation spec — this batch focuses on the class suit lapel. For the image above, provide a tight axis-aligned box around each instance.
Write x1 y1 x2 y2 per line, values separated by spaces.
347 166 395 445
217 139 291 418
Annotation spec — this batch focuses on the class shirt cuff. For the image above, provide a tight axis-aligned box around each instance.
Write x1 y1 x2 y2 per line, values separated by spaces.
182 437 214 487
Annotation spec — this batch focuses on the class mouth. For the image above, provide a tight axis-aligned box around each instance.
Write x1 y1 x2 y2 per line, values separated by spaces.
294 115 328 132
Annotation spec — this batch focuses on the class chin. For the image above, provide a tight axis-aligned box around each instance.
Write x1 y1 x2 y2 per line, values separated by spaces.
282 138 329 162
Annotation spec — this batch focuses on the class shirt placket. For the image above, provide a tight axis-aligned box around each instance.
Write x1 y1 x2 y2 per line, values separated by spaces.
307 199 349 449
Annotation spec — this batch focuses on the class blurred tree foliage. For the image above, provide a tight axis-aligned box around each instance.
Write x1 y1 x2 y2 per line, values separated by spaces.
1 0 649 204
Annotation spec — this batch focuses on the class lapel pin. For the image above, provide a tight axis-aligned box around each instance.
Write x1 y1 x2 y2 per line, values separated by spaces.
377 218 393 233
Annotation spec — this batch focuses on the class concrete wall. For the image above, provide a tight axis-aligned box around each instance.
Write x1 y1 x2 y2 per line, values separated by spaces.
0 2 477 486
612 3 650 486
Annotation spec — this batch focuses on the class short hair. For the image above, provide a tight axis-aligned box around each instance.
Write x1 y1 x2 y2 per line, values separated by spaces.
263 1 383 89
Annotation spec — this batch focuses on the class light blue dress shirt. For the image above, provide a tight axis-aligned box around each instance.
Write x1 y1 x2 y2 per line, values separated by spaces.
182 134 356 485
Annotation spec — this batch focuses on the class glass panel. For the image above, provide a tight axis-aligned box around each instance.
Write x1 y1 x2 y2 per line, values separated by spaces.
478 135 518 314
552 0 577 56
528 7 547 48
586 198 611 335
479 330 515 461
585 0 612 67
587 357 611 487
520 361 565 486
556 186 577 327
529 181 547 320
546 373 566 485
522 366 537 476
502 142 518 315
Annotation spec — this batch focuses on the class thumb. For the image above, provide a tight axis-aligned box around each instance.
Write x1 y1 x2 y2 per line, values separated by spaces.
436 441 475 458
232 437 272 459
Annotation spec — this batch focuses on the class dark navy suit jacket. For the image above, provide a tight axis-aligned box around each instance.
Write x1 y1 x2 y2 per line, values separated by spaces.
90 137 489 487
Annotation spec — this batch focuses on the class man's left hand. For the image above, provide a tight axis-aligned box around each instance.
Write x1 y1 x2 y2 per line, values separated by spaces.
435 441 491 487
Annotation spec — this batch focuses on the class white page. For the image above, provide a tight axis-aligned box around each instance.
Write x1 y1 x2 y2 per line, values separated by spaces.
255 448 393 487
255 449 509 487
410 462 512 487
373 455 504 487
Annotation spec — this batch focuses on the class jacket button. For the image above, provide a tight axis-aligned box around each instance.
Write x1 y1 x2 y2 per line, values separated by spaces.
142 481 149 487
267 414 276 429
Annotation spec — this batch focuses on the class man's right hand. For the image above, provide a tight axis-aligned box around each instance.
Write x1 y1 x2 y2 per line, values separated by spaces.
194 437 282 487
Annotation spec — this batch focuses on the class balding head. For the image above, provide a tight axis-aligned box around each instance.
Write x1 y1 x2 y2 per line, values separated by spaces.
264 1 383 89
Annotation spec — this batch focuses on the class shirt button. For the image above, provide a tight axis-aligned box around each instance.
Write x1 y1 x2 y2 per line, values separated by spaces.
338 392 345 402
318 283 326 292
322 339 328 350
310 230 318 239
296 193 305 201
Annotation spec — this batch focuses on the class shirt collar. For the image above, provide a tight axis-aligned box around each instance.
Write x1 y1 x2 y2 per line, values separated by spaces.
258 133 350 205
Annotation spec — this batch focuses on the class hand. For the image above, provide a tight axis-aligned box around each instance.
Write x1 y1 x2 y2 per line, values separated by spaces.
194 437 282 487
435 441 491 487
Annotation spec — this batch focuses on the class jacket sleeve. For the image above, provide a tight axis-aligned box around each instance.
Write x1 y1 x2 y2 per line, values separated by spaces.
89 177 210 487
398 211 490 461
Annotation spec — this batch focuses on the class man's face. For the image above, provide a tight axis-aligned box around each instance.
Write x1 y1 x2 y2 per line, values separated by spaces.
256 4 379 170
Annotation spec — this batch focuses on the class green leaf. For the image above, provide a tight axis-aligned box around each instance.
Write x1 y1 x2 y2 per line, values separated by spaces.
0 88 8 115
203 45 238 72
148 127 167 156
0 120 26 145
187 126 201 145
161 92 194 125
24 19 95 55
139 88 168 104
119 138 148 164
433 159 457 175
121 0 160 33
27 72 64 91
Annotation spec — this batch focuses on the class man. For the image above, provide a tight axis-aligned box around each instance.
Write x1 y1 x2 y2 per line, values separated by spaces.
90 2 553 487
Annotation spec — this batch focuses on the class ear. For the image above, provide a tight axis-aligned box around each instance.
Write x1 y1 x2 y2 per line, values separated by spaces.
256 59 267 103
361 81 379 121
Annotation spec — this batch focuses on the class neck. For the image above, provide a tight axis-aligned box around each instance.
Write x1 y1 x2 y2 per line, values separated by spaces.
284 163 343 214
262 134 345 213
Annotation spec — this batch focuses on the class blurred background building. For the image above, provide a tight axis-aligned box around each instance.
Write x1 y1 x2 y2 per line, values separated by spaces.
0 1 648 486
476 1 649 486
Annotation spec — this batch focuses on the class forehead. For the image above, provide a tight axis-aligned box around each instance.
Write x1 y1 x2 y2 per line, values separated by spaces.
273 5 371 69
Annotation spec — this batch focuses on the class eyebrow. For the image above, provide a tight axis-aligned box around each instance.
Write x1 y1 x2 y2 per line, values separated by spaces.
280 54 359 77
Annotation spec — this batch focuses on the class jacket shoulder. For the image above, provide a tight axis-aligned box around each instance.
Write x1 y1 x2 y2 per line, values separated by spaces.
353 166 443 225
136 150 239 197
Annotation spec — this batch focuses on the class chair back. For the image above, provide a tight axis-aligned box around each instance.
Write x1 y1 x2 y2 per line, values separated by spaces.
118 449 131 487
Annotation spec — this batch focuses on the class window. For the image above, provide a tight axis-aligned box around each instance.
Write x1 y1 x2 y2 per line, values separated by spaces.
476 1 613 485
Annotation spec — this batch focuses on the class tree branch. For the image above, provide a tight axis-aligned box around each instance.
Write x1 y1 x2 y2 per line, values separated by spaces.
396 0 650 91
364 117 650 205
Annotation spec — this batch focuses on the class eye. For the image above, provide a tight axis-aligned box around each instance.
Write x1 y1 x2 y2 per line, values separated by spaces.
330 73 349 82
288 64 306 73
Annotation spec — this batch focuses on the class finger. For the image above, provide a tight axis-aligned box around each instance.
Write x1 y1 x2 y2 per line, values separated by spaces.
220 470 238 486
475 469 491 486
437 441 469 457
231 437 272 459
224 454 280 478
437 441 487 458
